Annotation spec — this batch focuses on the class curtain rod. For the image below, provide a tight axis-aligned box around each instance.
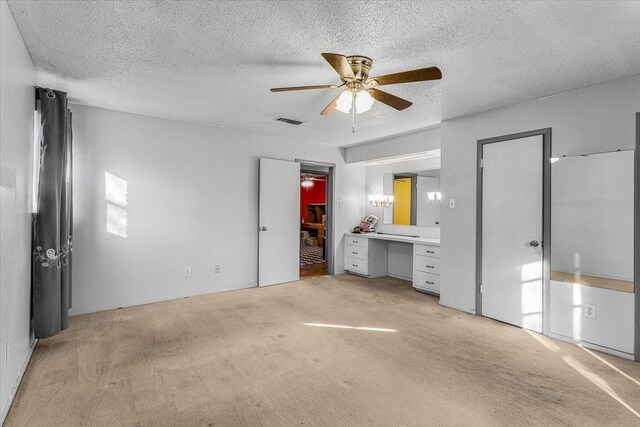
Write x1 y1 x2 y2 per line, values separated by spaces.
34 86 60 110
556 148 634 159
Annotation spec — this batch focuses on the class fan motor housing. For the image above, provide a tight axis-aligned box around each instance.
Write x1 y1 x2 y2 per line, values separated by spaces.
345 56 373 82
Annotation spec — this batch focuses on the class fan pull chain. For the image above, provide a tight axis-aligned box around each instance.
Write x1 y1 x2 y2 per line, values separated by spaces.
351 91 356 133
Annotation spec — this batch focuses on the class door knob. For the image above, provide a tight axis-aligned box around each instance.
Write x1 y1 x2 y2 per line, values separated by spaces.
529 240 539 248
261 227 267 231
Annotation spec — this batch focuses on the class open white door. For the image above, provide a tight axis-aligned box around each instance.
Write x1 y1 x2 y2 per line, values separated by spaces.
259 158 300 287
481 135 544 332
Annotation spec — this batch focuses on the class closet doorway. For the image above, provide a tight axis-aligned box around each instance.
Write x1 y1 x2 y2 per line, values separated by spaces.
299 163 333 278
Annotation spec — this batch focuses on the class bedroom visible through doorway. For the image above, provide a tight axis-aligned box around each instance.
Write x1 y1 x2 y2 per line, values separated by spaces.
300 172 327 278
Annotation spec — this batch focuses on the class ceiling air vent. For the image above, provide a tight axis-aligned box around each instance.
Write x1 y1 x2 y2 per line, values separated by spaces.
276 117 304 126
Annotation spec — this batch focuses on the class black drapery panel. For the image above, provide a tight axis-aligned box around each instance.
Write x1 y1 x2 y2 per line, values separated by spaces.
32 87 73 339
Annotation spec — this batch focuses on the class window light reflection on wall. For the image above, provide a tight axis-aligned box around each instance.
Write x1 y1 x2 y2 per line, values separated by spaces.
105 172 128 238
105 172 128 206
106 203 127 238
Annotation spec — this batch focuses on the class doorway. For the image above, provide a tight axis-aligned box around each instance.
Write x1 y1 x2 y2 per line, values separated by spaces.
299 170 328 278
476 129 551 333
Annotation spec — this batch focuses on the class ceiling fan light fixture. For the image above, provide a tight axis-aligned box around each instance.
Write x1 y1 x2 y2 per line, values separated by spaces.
355 90 375 114
335 90 353 114
270 53 442 130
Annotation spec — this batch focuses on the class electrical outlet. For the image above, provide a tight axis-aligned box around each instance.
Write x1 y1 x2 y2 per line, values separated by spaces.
184 267 191 278
449 199 456 209
583 303 596 319
214 264 220 274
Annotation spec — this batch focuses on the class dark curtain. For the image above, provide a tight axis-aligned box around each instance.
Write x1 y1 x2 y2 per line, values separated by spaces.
32 87 73 339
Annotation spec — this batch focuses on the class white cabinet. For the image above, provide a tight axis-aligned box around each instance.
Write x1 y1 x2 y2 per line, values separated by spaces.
344 236 388 278
343 233 441 292
345 244 367 260
413 243 440 294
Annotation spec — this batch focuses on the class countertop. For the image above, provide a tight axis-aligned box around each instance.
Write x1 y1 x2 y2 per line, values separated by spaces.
345 232 440 246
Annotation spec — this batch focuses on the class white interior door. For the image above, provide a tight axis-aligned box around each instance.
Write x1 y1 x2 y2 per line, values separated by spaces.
259 158 300 287
481 135 544 332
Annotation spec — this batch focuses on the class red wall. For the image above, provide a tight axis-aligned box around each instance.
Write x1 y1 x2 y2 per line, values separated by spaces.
300 179 326 221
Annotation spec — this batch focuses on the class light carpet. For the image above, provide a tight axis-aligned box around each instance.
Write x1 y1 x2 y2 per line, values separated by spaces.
5 274 640 426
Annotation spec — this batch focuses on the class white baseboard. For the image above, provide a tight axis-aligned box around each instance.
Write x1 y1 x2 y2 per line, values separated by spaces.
547 332 634 360
387 273 412 282
69 283 256 316
438 300 477 315
1 338 37 425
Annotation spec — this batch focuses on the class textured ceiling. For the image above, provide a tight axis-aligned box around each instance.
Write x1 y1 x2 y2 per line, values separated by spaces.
7 1 640 147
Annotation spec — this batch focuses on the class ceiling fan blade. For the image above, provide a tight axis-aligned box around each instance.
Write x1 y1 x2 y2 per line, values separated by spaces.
320 93 342 115
321 53 355 80
271 84 337 92
369 88 412 111
369 66 442 86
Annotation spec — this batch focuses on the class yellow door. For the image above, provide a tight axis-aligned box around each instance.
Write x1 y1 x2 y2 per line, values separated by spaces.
393 178 411 225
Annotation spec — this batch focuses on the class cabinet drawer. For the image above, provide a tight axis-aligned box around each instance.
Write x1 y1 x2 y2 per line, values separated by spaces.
346 236 367 247
345 256 368 275
414 244 440 259
345 244 367 260
414 256 441 275
413 271 440 293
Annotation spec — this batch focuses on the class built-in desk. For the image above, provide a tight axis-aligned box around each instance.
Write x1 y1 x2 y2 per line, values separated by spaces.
344 232 441 294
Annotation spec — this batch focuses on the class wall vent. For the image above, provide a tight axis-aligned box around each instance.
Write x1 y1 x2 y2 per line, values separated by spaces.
276 117 304 126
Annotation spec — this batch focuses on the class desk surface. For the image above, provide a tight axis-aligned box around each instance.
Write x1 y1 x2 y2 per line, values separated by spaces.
345 232 440 246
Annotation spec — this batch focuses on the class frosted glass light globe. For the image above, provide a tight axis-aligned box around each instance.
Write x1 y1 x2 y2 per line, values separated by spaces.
335 90 353 114
355 90 375 114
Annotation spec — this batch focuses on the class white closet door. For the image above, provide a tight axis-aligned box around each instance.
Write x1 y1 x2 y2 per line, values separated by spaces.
481 135 544 332
258 158 300 287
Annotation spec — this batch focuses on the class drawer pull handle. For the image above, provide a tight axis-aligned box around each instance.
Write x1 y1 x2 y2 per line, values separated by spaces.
426 281 434 285
426 265 435 269
426 250 435 254
352 264 358 267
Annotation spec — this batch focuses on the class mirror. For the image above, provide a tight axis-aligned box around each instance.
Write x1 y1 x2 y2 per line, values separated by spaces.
383 170 440 226
551 150 634 292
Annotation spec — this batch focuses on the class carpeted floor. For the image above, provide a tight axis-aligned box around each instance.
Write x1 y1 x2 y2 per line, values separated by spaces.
5 274 640 426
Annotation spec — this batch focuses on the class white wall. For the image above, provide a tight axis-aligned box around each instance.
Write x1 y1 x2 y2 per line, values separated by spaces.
70 105 365 314
440 74 639 314
345 126 440 163
552 150 634 280
550 281 634 356
440 74 639 354
0 0 36 421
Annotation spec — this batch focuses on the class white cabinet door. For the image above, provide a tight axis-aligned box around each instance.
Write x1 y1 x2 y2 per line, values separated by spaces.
258 158 300 287
481 135 543 332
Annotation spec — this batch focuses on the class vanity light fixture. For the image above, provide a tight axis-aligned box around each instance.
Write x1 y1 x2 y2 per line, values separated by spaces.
369 195 394 208
427 192 442 207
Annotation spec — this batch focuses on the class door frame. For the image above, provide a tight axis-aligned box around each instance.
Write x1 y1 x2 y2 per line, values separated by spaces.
475 128 552 333
634 112 639 361
297 159 335 275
